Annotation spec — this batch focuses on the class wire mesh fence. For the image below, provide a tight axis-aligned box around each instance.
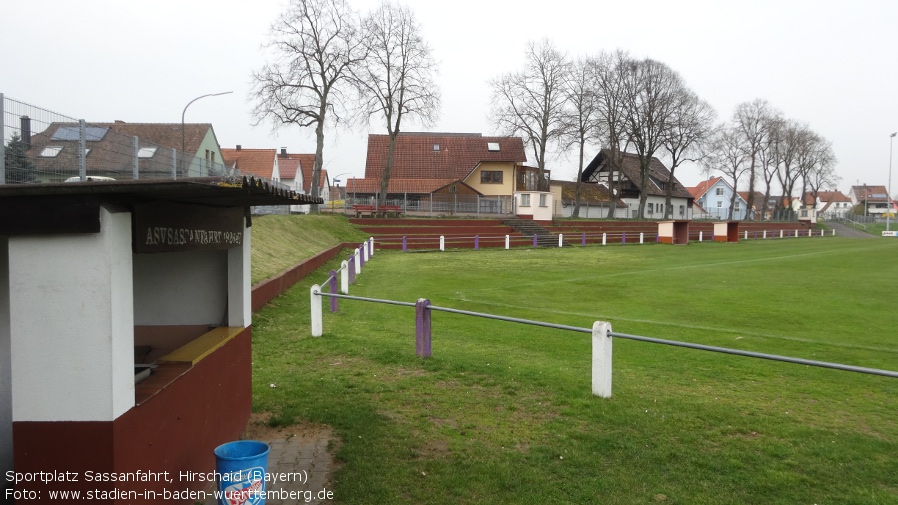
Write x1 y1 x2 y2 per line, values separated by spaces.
1 93 278 186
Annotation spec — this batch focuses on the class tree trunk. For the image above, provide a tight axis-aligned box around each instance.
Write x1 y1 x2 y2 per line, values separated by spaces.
379 133 397 209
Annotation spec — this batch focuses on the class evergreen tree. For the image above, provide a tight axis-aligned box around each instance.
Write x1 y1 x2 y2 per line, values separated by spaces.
4 132 36 183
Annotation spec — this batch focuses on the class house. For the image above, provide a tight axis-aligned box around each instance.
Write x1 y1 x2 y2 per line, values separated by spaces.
221 146 281 182
25 121 227 182
580 149 694 219
348 132 531 215
550 180 627 218
848 185 890 216
688 177 749 220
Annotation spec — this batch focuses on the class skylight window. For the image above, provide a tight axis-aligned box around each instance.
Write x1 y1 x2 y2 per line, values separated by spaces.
50 126 109 142
138 147 158 158
487 142 500 152
40 146 63 157
433 144 440 151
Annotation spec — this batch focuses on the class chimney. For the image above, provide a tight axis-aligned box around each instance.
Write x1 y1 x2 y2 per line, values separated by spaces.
280 147 287 158
20 116 31 150
236 145 241 151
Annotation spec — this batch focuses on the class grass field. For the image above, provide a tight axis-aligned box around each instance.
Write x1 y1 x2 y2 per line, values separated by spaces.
251 237 898 504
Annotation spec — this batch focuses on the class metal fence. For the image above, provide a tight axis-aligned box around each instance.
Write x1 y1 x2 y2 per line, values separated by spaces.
0 93 283 187
345 194 515 217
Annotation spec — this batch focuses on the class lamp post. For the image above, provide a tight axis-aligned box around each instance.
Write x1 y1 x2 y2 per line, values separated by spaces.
181 91 232 175
330 172 350 211
889 132 897 232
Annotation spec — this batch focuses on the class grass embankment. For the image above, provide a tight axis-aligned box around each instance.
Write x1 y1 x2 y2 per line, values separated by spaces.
251 237 898 504
250 214 369 285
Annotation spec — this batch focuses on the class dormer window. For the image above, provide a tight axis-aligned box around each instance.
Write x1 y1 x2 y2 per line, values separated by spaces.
433 144 440 151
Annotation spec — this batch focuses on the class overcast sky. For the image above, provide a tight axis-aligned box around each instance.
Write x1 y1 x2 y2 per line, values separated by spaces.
4 0 898 192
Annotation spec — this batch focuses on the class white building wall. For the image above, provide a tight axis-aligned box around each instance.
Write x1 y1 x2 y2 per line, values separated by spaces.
228 225 252 327
0 237 12 477
9 206 134 422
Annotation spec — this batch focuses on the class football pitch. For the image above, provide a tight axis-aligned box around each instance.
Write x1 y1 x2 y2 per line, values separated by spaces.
252 237 898 504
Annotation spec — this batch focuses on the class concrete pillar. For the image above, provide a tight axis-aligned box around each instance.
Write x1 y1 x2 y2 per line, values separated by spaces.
592 321 612 399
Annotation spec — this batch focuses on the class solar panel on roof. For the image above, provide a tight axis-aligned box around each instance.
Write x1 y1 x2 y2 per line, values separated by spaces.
872 193 888 198
51 126 109 142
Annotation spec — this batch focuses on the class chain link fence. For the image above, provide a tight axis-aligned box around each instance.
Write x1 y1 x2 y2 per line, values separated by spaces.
1 93 280 186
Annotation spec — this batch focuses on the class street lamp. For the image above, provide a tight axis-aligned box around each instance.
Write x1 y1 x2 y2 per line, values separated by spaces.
181 91 232 175
889 132 897 232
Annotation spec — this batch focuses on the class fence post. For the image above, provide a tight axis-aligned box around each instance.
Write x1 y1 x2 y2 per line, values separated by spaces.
763 230 767 239
310 285 323 337
132 136 139 179
533 235 538 248
592 321 612 398
348 255 356 284
744 230 748 240
780 230 784 239
354 249 362 276
622 232 626 244
170 147 177 180
602 233 607 246
369 237 375 257
559 233 564 248
0 93 5 184
402 236 408 252
505 235 510 249
582 233 586 246
639 232 644 244
340 261 349 294
329 270 338 313
415 298 432 358
363 242 370 263
699 231 703 242
475 235 479 250
440 235 445 251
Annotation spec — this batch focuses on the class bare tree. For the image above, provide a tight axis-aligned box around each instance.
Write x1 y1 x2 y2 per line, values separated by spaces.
593 50 633 218
250 0 366 212
703 124 748 220
732 99 775 221
662 90 716 219
758 114 785 220
620 58 687 218
489 39 571 186
560 56 602 217
354 1 440 208
773 120 808 218
798 132 838 207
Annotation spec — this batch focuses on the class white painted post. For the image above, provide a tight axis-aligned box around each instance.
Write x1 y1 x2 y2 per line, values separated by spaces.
744 231 748 240
505 235 510 250
763 230 767 239
832 229 836 236
639 232 644 244
602 232 607 246
592 321 612 398
699 231 703 242
370 237 375 256
795 229 799 238
558 233 564 248
354 248 361 275
363 242 370 262
440 235 445 251
780 230 784 239
310 284 323 337
340 261 349 294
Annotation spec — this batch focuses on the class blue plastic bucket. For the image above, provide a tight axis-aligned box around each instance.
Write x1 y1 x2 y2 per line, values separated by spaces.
214 440 270 505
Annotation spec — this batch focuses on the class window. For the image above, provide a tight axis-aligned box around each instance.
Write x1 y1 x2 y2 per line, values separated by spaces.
137 147 157 158
735 201 741 209
40 146 63 157
717 201 723 208
521 194 531 206
487 142 500 152
481 171 503 184
658 203 664 215
539 194 547 207
715 187 724 196
433 144 440 151
679 205 685 215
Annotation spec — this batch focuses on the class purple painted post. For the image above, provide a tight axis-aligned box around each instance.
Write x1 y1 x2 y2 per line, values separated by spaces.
348 254 356 284
329 270 338 313
415 298 432 358
402 235 408 252
533 235 538 248
755 231 758 239
475 235 480 250
622 232 626 244
582 233 586 246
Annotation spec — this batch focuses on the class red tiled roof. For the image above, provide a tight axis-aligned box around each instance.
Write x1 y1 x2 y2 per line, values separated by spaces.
816 190 851 203
278 158 301 180
346 178 461 194
688 177 722 199
363 133 527 181
220 148 275 179
850 185 889 202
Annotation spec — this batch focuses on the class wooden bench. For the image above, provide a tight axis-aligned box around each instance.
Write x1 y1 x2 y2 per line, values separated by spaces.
353 204 402 218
